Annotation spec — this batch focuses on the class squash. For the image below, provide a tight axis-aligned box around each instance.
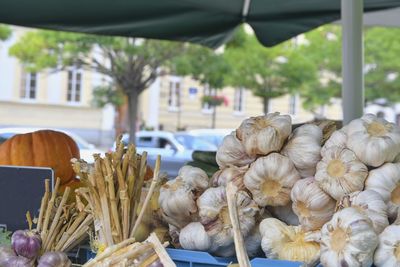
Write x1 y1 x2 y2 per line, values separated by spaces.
0 130 80 185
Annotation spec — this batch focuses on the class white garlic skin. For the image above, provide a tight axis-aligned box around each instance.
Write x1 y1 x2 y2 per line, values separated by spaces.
365 163 400 220
210 166 247 190
282 124 322 178
179 222 211 251
244 153 300 207
244 226 262 257
320 207 378 267
321 126 348 156
216 132 256 168
197 186 259 252
159 166 209 228
374 224 400 267
346 114 400 167
236 113 292 156
259 218 320 263
340 190 389 234
291 177 336 231
267 202 300 226
315 146 368 200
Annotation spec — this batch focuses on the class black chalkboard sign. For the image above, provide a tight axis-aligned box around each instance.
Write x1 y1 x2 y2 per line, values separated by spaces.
0 166 54 231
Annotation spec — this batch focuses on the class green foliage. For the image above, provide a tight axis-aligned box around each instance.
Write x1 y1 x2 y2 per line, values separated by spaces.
201 95 225 107
173 44 229 89
92 85 125 108
0 228 11 245
0 24 11 41
365 27 400 103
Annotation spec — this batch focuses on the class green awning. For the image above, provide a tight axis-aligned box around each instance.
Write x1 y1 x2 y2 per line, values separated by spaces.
0 0 400 48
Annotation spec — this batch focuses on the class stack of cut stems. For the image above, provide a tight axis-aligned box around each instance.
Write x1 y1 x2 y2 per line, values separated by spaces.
74 135 161 247
35 178 93 252
83 233 175 267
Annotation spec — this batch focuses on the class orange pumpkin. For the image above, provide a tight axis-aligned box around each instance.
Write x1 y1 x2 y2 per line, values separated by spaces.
0 130 80 185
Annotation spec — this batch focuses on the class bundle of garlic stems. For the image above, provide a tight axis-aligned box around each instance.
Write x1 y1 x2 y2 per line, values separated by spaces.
74 135 161 247
35 178 93 252
83 233 176 267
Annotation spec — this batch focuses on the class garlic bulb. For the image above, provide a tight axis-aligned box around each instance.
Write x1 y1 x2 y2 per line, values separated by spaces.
338 190 388 234
365 163 400 220
291 177 336 231
394 153 400 163
159 166 209 228
259 218 320 263
347 114 400 167
236 113 292 156
267 202 300 226
197 186 258 255
179 222 211 251
321 126 348 156
282 124 322 178
320 207 378 267
216 132 256 168
244 153 300 207
244 226 262 257
211 166 247 190
315 146 368 200
374 223 400 267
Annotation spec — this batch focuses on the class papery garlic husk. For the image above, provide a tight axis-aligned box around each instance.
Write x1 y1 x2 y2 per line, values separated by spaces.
315 146 368 200
259 218 320 263
244 153 300 207
197 186 259 254
236 113 292 156
321 126 348 156
365 163 400 220
179 222 211 251
159 166 209 228
210 165 248 190
320 207 378 267
374 223 400 267
216 131 256 168
338 190 389 234
244 226 262 257
267 202 300 226
347 114 400 167
291 177 336 231
282 124 322 178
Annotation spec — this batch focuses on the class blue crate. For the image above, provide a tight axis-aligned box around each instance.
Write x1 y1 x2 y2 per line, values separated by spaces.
167 248 306 267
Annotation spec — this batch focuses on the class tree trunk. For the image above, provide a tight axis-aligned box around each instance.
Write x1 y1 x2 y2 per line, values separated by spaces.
263 96 270 115
114 99 129 138
127 90 139 144
211 107 216 129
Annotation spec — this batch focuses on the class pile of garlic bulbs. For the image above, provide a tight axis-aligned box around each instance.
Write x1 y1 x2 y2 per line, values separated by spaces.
159 112 400 267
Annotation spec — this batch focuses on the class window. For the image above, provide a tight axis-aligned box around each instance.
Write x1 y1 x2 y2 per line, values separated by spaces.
233 88 245 113
289 95 298 115
67 67 82 103
202 85 216 112
20 72 37 100
168 79 181 111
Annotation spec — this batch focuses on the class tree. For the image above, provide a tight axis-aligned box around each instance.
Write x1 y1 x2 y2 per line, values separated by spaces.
298 25 342 114
10 30 184 142
365 27 400 104
0 24 11 41
173 44 230 128
224 32 316 115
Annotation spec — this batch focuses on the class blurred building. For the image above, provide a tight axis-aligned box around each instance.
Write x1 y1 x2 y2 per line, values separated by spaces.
0 27 115 147
140 75 344 132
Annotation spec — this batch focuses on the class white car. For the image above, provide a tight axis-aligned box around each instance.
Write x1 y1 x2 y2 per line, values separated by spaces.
186 128 233 147
0 127 103 163
119 131 217 178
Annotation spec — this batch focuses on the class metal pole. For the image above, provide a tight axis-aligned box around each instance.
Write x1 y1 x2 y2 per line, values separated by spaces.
341 0 364 124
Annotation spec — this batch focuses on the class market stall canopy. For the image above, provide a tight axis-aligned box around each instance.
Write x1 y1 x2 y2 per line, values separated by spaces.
0 0 400 49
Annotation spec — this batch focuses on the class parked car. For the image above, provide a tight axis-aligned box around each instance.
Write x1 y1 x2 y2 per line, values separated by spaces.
186 129 233 147
119 131 217 178
0 127 103 163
